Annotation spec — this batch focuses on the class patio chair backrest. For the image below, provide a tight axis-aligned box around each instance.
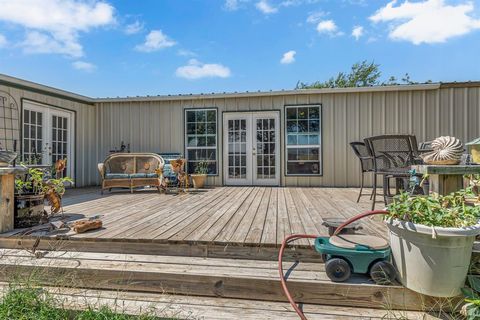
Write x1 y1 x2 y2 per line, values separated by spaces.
349 142 373 172
364 135 416 172
104 153 164 175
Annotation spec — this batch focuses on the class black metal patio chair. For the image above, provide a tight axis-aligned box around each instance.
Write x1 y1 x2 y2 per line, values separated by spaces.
350 142 374 203
364 134 420 210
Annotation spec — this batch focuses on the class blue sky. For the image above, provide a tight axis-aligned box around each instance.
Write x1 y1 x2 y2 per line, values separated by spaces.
0 0 479 98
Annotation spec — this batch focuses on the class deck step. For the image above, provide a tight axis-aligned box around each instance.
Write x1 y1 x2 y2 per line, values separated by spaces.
0 249 457 312
0 283 438 320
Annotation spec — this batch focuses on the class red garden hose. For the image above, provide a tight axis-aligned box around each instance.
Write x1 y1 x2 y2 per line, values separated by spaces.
278 210 390 319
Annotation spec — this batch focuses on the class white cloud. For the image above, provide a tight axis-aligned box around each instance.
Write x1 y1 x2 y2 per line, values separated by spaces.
0 34 7 48
306 11 326 24
255 0 278 14
280 50 296 64
135 30 176 52
178 49 196 57
21 31 83 56
175 59 231 80
125 20 143 35
224 0 240 11
0 0 115 57
370 0 480 44
316 20 343 36
72 61 96 72
352 25 364 40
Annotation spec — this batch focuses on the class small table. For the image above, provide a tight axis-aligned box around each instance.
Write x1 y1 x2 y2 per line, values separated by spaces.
411 164 480 195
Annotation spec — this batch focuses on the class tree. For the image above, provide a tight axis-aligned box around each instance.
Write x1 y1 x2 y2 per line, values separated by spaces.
296 61 428 89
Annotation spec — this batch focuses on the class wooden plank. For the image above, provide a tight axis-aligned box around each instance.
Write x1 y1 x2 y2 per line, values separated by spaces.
0 174 14 233
0 249 458 311
174 187 251 241
244 187 271 245
0 284 435 320
199 187 259 242
106 187 226 239
214 187 261 242
283 187 309 246
0 237 322 261
261 187 278 245
158 187 245 241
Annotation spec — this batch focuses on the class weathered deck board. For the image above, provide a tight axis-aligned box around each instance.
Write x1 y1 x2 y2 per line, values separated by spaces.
0 283 436 320
0 186 379 250
0 249 457 312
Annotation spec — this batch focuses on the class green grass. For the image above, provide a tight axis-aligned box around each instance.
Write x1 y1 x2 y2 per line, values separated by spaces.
0 286 172 320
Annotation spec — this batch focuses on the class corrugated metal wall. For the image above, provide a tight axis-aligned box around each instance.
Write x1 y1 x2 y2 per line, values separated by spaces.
0 84 98 187
96 85 480 187
2 81 479 188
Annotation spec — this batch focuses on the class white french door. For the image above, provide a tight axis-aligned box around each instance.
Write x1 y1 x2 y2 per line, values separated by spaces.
223 111 280 186
22 100 75 178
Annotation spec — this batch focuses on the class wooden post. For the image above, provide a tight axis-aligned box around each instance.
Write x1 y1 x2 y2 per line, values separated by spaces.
0 174 14 233
428 174 464 195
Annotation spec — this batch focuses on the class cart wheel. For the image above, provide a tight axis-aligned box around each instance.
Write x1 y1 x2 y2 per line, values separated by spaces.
325 258 351 282
370 261 397 285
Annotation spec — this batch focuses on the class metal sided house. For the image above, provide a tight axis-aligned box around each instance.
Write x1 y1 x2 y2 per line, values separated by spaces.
1 73 480 188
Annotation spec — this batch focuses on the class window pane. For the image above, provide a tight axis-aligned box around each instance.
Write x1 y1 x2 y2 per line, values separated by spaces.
196 123 205 134
187 123 195 134
298 120 308 133
207 110 216 122
287 162 320 175
287 120 298 133
187 111 195 122
298 107 308 119
298 135 308 145
287 108 297 120
309 120 320 132
287 134 297 145
207 123 216 134
185 109 217 175
207 136 216 146
196 110 206 122
309 107 319 119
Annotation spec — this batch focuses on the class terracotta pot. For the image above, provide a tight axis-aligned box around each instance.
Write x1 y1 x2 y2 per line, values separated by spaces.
191 174 207 188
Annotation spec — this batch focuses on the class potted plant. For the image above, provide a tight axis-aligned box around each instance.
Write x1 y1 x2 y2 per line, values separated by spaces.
385 189 480 297
190 160 208 189
14 163 73 228
14 167 47 228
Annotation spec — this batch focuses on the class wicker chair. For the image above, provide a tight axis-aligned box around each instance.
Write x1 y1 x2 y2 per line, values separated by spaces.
350 142 374 203
364 135 419 210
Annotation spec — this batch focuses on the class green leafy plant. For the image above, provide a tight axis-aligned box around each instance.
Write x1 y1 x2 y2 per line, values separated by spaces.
461 276 480 319
193 160 209 175
386 188 480 228
15 167 45 195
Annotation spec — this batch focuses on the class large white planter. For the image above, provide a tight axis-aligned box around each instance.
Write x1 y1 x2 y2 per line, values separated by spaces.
386 219 480 297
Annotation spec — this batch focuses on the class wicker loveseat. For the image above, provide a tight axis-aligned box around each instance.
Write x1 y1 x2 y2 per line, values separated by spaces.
97 153 165 194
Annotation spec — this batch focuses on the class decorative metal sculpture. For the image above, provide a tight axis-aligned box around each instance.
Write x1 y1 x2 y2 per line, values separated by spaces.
0 91 20 166
421 136 464 165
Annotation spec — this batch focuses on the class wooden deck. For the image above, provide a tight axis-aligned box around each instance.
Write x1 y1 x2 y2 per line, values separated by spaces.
60 186 385 243
0 186 388 259
0 187 453 316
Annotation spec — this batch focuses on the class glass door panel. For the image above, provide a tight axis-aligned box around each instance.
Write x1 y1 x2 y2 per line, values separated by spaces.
254 117 277 184
22 101 75 179
224 115 252 185
223 112 279 186
22 109 45 164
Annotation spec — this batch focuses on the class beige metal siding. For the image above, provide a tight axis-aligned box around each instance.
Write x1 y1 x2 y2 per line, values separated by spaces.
95 86 480 187
0 83 97 187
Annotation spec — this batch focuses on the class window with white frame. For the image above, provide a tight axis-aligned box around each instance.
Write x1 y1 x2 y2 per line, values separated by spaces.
185 108 218 174
285 105 322 175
